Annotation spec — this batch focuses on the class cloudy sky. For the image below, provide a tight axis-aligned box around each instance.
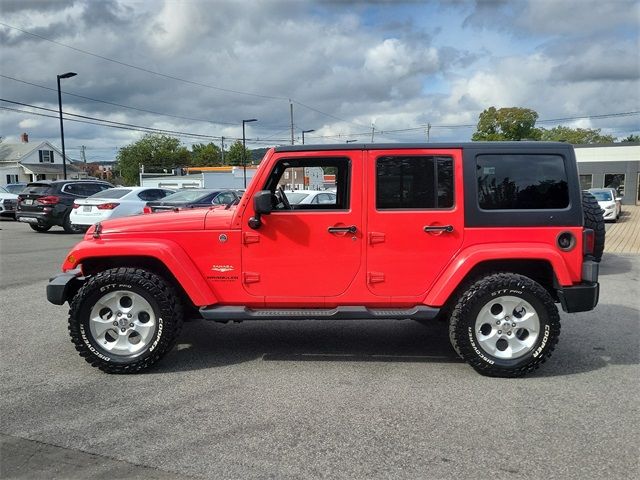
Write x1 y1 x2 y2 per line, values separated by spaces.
1 0 638 162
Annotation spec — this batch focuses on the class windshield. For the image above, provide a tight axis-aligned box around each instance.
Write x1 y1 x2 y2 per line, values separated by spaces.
591 191 612 201
161 190 211 203
88 188 131 199
0 186 7 193
285 193 310 204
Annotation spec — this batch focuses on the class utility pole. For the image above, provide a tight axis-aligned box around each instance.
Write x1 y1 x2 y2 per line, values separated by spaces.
371 124 375 143
290 100 294 145
426 123 431 142
220 136 225 165
80 145 86 163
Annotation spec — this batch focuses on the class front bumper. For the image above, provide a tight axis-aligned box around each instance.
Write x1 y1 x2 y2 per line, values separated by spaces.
46 269 85 305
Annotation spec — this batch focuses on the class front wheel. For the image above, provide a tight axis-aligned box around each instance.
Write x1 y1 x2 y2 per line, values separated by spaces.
68 268 183 373
449 273 560 377
29 224 51 232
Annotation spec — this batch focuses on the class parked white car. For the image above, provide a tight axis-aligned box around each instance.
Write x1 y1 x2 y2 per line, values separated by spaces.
0 186 18 219
284 190 337 205
70 187 174 226
588 188 622 222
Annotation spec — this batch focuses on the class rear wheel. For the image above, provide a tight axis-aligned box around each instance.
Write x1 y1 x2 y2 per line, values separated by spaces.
449 273 560 377
29 224 51 232
582 191 605 262
68 268 183 373
63 213 85 234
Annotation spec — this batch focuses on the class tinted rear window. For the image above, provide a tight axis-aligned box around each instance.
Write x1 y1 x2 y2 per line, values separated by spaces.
23 184 54 195
88 188 130 199
477 154 569 210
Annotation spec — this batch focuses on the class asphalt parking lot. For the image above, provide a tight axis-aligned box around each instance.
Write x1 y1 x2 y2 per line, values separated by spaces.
1 218 638 480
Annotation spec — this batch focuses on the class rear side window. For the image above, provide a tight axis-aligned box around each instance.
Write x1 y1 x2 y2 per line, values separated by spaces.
376 156 454 209
64 183 111 196
477 154 569 210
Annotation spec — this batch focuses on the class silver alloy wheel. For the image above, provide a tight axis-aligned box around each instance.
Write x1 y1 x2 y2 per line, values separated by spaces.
89 290 157 357
474 295 540 360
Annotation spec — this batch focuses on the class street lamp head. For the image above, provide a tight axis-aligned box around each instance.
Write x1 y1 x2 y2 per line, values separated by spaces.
303 129 315 134
58 72 77 79
243 118 258 123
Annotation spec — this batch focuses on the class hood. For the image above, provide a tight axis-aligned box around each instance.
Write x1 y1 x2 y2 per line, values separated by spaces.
88 207 233 235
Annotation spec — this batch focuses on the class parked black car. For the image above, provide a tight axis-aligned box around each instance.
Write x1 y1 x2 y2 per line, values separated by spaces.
16 180 114 233
144 189 239 213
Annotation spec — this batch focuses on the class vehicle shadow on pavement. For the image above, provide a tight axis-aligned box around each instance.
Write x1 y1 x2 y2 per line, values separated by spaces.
536 303 639 378
598 254 634 275
156 319 464 373
155 303 638 377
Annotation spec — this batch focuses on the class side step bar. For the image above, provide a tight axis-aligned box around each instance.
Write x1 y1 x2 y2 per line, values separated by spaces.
199 305 440 321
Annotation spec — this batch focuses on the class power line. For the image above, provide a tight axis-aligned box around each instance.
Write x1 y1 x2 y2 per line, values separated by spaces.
0 21 368 127
0 74 238 126
0 104 291 144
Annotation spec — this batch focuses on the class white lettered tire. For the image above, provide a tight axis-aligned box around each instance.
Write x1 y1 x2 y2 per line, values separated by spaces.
68 267 183 373
449 273 560 377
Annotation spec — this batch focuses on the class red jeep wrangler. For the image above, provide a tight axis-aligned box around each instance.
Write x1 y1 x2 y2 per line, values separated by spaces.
47 143 602 377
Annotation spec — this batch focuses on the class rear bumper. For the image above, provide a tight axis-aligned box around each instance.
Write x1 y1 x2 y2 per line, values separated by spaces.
557 282 599 313
46 269 85 305
557 259 599 313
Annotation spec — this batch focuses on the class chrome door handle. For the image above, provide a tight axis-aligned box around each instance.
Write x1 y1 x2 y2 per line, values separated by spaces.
328 225 357 234
423 225 454 233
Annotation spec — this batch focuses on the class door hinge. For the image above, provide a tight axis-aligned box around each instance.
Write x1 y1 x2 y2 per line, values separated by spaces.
368 232 385 245
243 232 260 244
367 272 385 284
243 272 260 284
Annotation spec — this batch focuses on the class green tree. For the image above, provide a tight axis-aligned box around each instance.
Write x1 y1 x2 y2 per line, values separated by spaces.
540 126 615 144
620 134 640 143
191 142 222 167
116 134 190 185
226 140 252 167
472 107 541 141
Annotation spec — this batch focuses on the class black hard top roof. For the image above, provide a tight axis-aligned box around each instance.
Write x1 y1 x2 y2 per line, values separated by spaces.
273 141 572 153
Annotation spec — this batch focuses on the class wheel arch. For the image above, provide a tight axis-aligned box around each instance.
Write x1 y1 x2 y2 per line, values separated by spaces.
65 239 218 308
426 245 568 307
81 256 198 312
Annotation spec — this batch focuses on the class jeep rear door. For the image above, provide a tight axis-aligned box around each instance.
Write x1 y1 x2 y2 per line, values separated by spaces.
366 149 464 298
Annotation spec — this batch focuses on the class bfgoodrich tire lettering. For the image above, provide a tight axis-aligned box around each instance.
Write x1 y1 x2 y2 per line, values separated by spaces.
68 267 183 373
449 273 560 377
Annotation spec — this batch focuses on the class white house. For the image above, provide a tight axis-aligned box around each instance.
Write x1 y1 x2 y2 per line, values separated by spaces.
0 133 87 186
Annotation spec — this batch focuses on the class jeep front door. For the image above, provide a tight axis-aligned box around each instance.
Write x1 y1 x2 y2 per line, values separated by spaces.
366 149 464 298
241 153 362 301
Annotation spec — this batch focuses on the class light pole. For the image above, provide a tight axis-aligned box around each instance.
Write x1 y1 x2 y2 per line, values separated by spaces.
57 72 77 180
346 139 358 143
242 118 257 188
302 129 315 145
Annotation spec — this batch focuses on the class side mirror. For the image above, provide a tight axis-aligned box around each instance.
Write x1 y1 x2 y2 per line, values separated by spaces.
248 190 272 229
254 190 273 215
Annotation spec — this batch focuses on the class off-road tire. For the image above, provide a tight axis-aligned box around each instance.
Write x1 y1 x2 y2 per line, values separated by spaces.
582 191 605 262
63 213 85 234
449 273 560 378
68 267 183 373
29 224 51 232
